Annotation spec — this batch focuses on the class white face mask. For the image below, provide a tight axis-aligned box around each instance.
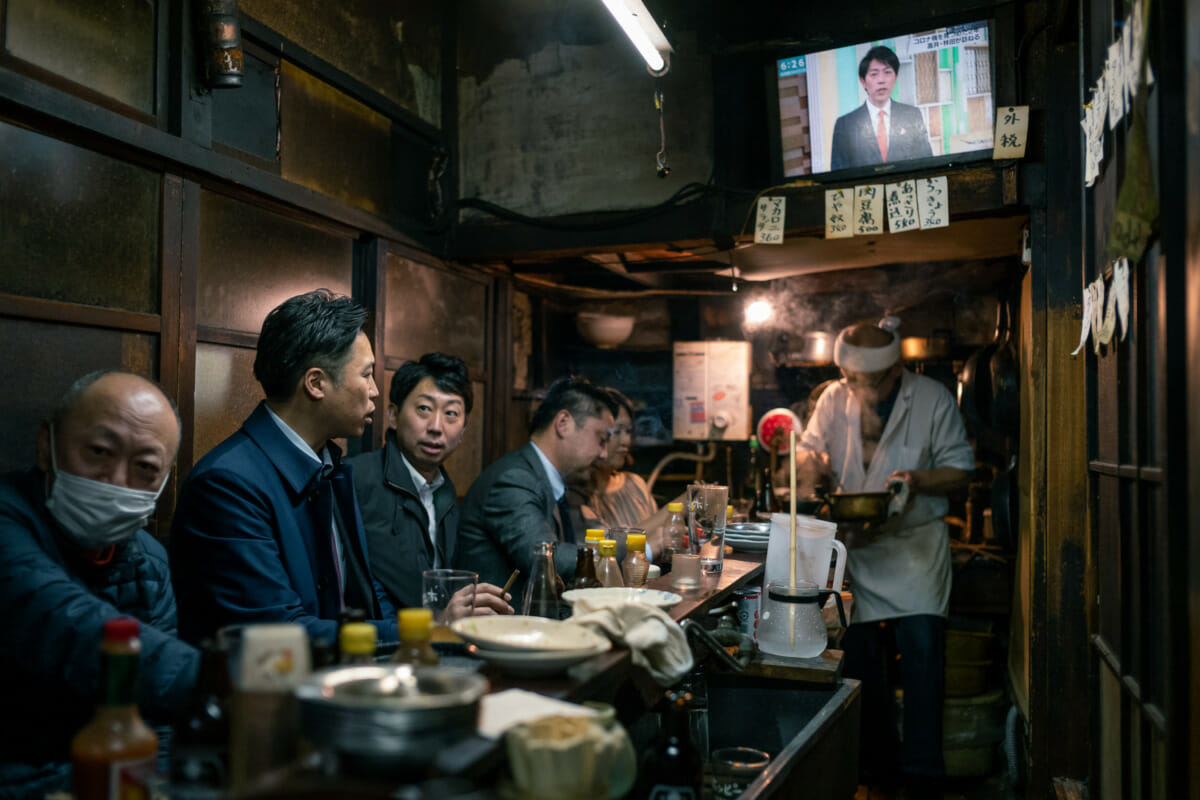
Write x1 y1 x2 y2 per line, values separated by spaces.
44 427 169 550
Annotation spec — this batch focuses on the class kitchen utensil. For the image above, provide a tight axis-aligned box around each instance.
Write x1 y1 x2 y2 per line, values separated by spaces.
449 616 608 653
765 513 845 591
988 291 1020 442
756 581 847 659
295 665 488 776
822 484 901 524
958 298 1005 438
561 587 682 610
470 641 611 677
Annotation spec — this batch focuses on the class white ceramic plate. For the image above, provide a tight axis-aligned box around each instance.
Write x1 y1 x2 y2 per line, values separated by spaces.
560 587 683 610
450 616 609 653
470 641 611 677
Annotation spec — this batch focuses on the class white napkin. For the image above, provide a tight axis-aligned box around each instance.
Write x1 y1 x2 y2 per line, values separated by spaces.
570 600 694 686
478 689 596 739
887 478 910 518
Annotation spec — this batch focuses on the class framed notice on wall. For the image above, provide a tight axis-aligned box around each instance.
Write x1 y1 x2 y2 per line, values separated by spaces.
672 341 752 441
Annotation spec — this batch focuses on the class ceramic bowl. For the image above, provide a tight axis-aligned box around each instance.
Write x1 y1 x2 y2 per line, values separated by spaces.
560 587 682 610
470 641 611 677
450 616 609 653
574 312 636 348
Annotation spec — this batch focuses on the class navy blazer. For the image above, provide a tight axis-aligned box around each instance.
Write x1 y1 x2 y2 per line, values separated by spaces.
454 442 576 600
171 402 396 646
829 100 934 171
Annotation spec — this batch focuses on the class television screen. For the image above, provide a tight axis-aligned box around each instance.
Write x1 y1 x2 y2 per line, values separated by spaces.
773 20 995 179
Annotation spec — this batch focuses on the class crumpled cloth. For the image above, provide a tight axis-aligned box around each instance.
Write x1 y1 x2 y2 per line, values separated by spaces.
570 599 693 686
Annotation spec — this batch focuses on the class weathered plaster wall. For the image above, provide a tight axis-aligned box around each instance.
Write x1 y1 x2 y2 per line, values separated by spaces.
457 1 712 218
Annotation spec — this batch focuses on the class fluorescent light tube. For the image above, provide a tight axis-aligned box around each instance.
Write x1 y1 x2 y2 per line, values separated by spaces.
600 0 673 73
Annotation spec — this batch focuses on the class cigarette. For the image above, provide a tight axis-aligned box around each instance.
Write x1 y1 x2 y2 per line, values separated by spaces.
501 569 520 595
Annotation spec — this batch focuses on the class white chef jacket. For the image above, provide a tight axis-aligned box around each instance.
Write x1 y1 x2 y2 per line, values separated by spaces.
800 369 974 623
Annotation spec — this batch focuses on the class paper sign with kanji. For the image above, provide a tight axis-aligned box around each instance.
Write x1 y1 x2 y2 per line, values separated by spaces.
754 196 786 244
825 189 852 239
993 106 1029 159
852 184 884 236
916 177 950 229
885 180 919 233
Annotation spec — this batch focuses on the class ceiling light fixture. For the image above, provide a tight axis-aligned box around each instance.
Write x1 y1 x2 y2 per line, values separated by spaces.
600 0 673 75
746 300 773 325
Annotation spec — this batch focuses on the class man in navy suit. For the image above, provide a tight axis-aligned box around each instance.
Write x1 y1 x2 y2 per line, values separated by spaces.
829 45 933 171
454 377 615 601
172 289 397 646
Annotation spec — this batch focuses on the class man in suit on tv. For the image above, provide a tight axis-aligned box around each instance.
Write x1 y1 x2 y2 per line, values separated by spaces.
454 376 615 602
829 45 933 171
171 289 398 645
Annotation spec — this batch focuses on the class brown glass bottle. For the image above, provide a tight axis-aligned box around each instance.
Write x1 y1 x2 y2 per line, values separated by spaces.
72 618 159 800
572 544 603 589
169 639 232 797
633 691 702 799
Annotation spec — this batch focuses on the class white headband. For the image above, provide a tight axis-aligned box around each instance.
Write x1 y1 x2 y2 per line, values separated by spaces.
833 327 900 372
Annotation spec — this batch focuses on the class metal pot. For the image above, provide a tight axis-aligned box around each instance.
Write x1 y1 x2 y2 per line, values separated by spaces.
296 665 488 776
823 486 899 523
772 331 836 366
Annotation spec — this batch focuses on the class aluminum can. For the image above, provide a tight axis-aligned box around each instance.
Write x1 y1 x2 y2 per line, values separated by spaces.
733 586 762 642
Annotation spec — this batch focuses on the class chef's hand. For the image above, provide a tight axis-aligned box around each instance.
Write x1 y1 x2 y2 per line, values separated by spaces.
887 469 920 496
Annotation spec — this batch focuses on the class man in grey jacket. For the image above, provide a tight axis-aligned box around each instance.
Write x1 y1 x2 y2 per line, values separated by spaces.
349 352 511 614
0 371 199 799
455 376 615 600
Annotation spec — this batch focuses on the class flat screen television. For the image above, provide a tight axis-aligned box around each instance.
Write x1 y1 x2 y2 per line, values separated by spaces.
768 19 996 183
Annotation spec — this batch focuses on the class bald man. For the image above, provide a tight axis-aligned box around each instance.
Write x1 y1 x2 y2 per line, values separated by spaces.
797 320 973 795
0 370 199 797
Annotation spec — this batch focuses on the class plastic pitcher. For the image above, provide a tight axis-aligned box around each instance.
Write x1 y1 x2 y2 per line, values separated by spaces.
764 513 846 593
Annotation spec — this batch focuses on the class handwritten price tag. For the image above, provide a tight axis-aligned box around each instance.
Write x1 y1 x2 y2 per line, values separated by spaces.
755 196 786 244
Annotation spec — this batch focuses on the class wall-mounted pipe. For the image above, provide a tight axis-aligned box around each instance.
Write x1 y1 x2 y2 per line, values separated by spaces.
646 442 717 495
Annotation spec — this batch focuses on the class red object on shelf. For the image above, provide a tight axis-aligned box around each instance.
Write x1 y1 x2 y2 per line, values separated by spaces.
756 408 801 454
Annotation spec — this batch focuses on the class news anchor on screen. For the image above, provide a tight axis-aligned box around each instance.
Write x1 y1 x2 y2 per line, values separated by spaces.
829 45 933 170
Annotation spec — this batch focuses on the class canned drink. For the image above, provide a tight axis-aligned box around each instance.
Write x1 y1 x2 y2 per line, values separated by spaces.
733 586 762 642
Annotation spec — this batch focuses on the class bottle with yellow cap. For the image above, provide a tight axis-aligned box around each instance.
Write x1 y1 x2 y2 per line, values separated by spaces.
622 533 650 587
584 528 605 554
596 539 625 588
661 501 688 572
338 622 377 666
391 608 440 666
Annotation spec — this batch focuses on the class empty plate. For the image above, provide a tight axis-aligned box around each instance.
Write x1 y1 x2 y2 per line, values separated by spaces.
561 587 682 610
450 616 609 653
469 641 611 677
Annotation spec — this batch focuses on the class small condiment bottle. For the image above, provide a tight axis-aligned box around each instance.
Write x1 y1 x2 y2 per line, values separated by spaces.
584 528 605 555
622 533 650 587
596 539 625 588
572 542 603 589
338 622 377 666
662 502 688 569
391 608 440 666
72 618 159 800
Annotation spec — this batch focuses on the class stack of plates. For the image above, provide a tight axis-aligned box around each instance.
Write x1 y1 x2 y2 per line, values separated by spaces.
449 616 612 677
724 522 771 553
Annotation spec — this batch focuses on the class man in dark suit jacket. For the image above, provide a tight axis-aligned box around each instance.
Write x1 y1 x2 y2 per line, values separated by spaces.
172 290 397 646
829 45 933 171
348 352 511 614
454 377 616 601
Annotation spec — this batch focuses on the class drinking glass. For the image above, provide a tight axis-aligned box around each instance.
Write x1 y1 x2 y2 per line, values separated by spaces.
688 483 729 575
671 553 701 590
422 569 478 638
